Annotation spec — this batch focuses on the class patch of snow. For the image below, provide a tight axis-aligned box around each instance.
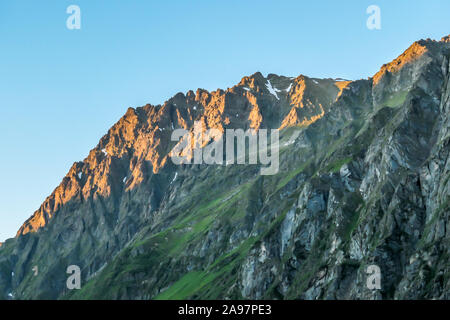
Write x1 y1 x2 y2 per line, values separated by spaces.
193 106 197 110
236 114 239 117
171 172 178 183
171 123 174 130
101 148 108 156
283 138 297 146
8 293 13 298
123 176 127 183
265 80 280 100
313 80 319 84
11 272 14 277
158 128 162 131
78 172 82 179
285 83 293 92
243 87 250 91
334 78 350 82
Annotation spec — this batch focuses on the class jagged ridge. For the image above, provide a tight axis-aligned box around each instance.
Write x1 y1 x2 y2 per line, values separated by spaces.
0 35 449 300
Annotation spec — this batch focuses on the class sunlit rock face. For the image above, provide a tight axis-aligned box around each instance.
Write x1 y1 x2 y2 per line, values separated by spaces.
0 35 449 300
16 73 343 237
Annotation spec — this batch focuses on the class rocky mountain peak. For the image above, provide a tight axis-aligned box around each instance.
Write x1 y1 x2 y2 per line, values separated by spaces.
372 41 429 85
15 37 450 238
15 71 348 237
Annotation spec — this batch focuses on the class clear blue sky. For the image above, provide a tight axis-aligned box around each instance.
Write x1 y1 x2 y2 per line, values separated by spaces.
0 0 449 242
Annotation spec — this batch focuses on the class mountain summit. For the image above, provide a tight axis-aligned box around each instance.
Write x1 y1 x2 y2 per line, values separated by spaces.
0 35 449 300
16 73 346 236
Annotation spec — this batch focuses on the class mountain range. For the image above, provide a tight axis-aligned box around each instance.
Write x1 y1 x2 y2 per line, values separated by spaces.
0 35 449 300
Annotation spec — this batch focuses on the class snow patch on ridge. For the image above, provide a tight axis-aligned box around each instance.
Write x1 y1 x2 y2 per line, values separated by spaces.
285 83 293 92
265 80 280 100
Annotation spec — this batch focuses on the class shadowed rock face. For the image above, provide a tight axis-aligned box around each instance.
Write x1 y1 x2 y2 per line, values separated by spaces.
0 36 449 300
